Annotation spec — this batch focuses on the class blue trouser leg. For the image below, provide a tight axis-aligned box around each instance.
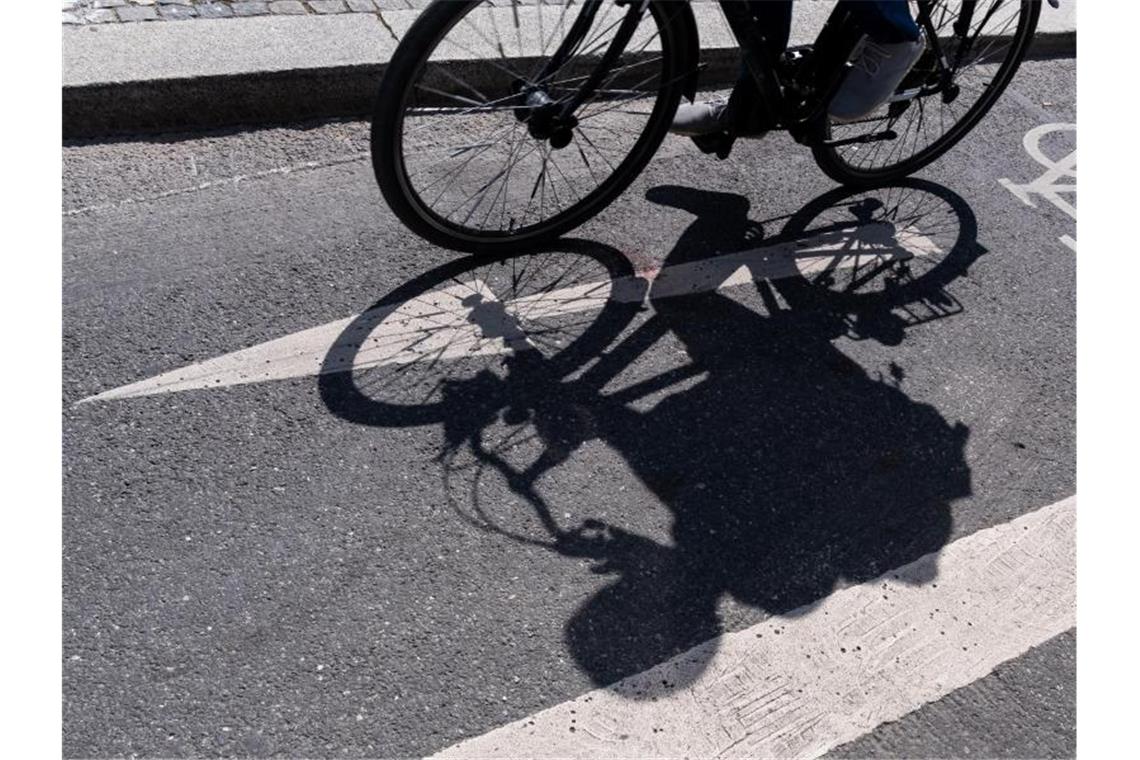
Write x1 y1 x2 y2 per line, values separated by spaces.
840 0 923 43
741 0 794 60
740 0 921 58
727 1 920 129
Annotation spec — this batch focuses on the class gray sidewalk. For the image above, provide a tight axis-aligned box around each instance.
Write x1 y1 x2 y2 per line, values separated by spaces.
64 1 433 26
62 1 1077 138
64 0 720 26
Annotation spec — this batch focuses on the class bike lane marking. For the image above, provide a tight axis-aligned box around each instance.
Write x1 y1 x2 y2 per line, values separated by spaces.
431 495 1075 760
78 223 938 404
998 122 1076 251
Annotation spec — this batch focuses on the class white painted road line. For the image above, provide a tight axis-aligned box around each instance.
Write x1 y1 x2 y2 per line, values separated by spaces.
80 224 938 404
998 122 1077 251
432 496 1076 760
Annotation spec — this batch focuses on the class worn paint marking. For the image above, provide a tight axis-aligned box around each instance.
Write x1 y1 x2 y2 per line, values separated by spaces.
999 122 1076 251
432 496 1076 759
80 224 938 403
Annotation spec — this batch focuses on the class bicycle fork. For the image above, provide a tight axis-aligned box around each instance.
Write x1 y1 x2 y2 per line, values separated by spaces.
516 0 651 149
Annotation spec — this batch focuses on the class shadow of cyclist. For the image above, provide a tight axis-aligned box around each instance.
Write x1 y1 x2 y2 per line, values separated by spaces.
557 183 975 688
318 180 982 694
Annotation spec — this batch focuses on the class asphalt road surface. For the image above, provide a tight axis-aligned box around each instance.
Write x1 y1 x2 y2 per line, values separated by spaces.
63 56 1076 758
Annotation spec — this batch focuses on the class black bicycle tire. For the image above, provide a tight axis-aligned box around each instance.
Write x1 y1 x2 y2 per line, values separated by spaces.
812 0 1041 188
371 0 687 255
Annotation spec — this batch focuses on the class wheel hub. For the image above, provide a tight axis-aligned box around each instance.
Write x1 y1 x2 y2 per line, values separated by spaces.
512 81 578 149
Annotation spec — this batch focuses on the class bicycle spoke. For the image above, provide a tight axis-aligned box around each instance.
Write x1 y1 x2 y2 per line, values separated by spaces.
460 13 532 84
402 88 526 136
479 123 525 231
575 126 617 172
407 119 520 186
412 84 514 111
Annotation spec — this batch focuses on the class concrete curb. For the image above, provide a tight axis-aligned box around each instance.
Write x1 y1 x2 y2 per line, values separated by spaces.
62 3 1076 139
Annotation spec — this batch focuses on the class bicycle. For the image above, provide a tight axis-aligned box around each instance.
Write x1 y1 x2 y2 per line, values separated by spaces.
370 0 1046 254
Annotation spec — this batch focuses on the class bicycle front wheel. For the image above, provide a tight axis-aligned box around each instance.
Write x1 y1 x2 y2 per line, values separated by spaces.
813 0 1040 187
372 0 689 254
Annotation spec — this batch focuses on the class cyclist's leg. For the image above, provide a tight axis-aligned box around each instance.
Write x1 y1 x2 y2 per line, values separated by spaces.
828 0 926 122
670 0 792 137
746 0 793 59
729 0 794 129
840 0 921 43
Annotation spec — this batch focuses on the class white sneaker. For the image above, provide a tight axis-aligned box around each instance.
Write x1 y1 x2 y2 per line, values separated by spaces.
669 96 730 136
829 32 926 123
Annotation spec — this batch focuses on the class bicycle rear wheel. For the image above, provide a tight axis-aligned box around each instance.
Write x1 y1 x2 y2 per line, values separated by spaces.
371 0 689 254
813 0 1040 187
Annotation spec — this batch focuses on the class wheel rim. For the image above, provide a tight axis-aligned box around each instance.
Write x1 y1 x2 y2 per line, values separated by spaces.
826 0 1032 175
391 1 676 243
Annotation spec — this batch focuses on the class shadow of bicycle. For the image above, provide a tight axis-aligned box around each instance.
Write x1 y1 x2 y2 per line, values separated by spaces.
319 178 984 694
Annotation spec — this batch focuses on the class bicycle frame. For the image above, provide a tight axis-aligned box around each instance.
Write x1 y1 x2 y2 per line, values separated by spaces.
718 0 960 147
537 0 966 152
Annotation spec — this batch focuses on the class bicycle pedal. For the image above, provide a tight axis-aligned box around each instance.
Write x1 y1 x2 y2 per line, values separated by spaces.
691 133 735 160
689 133 718 152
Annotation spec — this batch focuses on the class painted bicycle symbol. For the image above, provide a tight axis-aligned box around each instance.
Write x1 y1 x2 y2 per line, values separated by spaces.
999 123 1076 251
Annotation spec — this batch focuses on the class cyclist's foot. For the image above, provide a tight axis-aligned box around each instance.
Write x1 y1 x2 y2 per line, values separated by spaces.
829 32 926 123
669 96 730 136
